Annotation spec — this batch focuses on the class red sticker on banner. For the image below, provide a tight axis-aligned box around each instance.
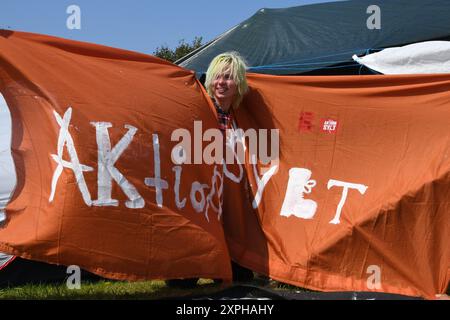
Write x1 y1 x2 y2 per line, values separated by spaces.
298 112 314 132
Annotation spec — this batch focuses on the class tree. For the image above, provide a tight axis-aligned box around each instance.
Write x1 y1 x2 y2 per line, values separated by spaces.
153 37 203 63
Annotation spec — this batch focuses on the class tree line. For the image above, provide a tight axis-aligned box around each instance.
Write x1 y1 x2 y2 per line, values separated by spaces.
153 37 203 63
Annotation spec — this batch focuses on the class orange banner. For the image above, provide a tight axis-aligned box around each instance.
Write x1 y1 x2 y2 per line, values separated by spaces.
0 31 448 298
0 30 231 282
229 73 450 298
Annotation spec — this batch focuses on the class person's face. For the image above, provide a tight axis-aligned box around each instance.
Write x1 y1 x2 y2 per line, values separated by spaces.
213 69 237 105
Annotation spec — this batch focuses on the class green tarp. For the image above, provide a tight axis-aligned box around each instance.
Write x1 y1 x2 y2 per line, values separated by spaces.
178 0 450 75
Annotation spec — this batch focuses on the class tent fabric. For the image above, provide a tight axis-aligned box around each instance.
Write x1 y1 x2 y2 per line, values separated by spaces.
353 41 450 75
0 252 14 270
178 0 450 75
0 31 449 298
0 30 232 282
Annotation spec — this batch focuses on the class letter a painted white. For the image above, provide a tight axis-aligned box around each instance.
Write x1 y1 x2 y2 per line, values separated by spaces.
50 108 93 205
144 134 169 208
91 122 144 209
327 179 368 224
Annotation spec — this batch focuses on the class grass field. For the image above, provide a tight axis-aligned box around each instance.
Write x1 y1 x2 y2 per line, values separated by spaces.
0 276 309 300
1 278 446 300
0 279 230 300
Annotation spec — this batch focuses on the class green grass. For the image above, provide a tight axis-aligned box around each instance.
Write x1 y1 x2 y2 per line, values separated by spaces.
0 279 225 300
0 276 313 300
2 279 444 299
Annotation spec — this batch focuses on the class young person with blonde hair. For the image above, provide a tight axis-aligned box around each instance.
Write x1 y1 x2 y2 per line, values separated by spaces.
165 52 253 288
205 51 248 133
205 52 254 282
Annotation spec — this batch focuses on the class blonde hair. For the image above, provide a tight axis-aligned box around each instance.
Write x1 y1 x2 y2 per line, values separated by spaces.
205 51 248 110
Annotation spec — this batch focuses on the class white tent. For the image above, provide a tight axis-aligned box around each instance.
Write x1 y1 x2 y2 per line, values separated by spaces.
0 94 15 221
0 94 16 268
353 41 450 74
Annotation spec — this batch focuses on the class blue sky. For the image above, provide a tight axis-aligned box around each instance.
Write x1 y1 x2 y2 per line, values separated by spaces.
0 0 339 54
